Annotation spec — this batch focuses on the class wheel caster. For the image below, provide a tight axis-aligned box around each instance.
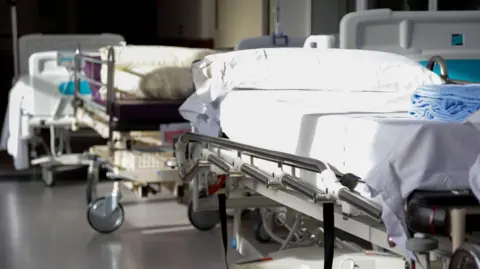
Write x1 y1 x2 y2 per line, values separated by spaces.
87 197 124 234
254 221 271 243
42 166 55 187
187 199 220 231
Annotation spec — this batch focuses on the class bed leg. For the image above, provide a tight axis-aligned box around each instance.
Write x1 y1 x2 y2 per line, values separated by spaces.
450 208 466 252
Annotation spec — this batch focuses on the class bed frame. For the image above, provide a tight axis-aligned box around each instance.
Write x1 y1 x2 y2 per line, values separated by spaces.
71 45 190 233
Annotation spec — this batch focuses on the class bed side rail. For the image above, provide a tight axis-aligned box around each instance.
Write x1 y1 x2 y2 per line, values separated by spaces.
72 45 115 114
175 132 383 221
72 45 116 151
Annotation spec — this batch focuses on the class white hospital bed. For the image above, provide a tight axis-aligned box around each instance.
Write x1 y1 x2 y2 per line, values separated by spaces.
1 34 125 185
173 10 480 269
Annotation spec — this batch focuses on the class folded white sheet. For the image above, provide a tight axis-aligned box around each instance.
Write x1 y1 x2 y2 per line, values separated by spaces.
100 45 217 100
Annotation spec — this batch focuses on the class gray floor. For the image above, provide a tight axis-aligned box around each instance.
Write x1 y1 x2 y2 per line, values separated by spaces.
0 179 278 269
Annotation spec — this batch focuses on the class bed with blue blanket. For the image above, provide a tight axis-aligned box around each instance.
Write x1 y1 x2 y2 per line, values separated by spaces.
180 48 480 259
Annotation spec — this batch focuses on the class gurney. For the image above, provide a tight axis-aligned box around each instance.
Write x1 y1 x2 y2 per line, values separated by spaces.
171 10 480 269
0 33 125 185
70 44 217 233
174 68 480 269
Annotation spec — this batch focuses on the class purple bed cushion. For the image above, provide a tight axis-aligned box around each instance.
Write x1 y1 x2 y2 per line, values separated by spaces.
83 56 104 104
112 99 185 123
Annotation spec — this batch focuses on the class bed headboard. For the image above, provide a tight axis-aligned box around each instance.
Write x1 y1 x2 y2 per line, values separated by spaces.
18 33 125 75
235 35 307 50
339 9 480 60
339 9 480 82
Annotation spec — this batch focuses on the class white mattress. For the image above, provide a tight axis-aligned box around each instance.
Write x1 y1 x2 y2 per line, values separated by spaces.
219 90 480 252
181 48 442 136
99 45 216 100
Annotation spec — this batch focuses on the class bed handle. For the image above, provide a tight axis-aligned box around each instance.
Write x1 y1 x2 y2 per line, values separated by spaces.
426 55 449 82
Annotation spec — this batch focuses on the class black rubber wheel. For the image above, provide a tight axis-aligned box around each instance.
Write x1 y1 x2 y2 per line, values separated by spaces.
187 199 220 231
87 197 124 234
254 220 271 243
449 243 480 269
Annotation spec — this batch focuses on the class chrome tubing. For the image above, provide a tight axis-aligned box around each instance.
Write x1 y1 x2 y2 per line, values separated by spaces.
180 133 328 173
337 189 382 221
281 174 328 203
207 154 232 172
240 163 271 186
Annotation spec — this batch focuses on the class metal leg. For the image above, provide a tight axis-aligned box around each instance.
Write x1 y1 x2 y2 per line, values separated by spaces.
233 209 263 259
86 160 101 205
450 208 467 252
41 165 55 187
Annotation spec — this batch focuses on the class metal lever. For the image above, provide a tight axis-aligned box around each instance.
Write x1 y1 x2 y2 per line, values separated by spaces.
180 161 210 183
165 159 178 169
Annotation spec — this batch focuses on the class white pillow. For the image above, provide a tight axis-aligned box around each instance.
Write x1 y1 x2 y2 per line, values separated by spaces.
192 48 443 102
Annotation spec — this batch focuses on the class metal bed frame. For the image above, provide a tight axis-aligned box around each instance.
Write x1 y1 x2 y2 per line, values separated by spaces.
69 45 185 233
169 129 480 269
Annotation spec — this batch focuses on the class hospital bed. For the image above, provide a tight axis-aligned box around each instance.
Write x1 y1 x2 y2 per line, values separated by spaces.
0 33 125 186
69 44 217 233
172 10 480 269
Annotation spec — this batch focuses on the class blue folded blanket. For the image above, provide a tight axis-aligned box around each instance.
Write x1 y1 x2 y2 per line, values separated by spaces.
410 84 480 122
58 80 92 95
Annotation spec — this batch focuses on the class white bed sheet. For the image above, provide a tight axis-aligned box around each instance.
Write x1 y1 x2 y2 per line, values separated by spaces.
219 90 480 251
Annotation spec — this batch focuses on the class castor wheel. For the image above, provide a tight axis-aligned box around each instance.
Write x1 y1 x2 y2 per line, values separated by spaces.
449 243 480 269
187 196 220 231
42 166 55 187
87 197 124 234
254 220 271 243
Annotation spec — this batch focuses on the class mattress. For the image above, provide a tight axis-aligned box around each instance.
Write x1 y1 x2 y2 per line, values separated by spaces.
218 90 480 251
181 48 442 136
99 45 217 100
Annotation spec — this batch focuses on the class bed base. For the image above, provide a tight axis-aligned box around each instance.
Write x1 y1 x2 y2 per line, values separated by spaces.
27 115 95 186
169 132 480 269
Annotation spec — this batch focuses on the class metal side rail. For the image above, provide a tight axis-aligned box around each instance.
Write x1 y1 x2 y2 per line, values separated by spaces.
173 133 404 263
175 132 382 220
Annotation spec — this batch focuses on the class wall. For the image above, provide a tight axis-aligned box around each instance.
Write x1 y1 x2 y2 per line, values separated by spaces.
157 0 215 40
215 0 267 48
311 0 350 35
269 0 311 36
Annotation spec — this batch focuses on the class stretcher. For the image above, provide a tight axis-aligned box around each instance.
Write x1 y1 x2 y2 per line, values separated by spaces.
172 9 480 269
69 44 217 233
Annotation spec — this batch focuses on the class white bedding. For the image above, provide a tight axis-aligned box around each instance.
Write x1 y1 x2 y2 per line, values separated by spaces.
99 45 217 100
180 48 442 135
218 90 480 252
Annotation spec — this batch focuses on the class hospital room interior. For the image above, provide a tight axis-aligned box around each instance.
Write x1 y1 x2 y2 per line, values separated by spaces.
3 0 480 268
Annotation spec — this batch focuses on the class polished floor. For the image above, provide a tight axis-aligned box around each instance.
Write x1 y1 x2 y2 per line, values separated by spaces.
0 178 277 269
